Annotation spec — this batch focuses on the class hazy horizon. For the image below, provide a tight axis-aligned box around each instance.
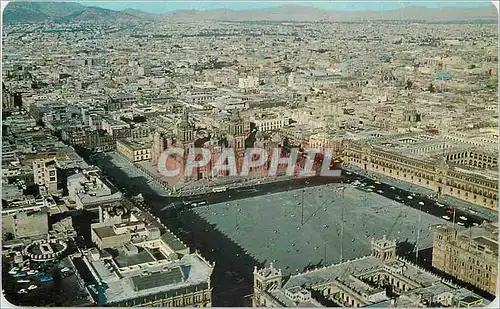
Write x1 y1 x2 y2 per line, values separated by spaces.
77 1 496 14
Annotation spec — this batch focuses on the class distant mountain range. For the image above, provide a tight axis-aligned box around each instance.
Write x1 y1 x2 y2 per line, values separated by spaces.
3 2 498 24
163 4 499 23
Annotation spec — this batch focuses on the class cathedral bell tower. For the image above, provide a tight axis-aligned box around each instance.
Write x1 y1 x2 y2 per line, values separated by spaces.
177 107 194 144
226 111 246 173
175 108 195 181
152 130 168 166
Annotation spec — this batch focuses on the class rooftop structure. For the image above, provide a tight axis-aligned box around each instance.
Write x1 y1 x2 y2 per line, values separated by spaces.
67 167 122 209
253 236 490 307
72 237 214 306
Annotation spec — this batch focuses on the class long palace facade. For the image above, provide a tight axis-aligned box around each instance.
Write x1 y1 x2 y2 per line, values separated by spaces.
343 132 498 210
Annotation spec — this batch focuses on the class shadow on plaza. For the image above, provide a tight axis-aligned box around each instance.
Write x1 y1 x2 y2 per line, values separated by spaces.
81 151 261 306
164 207 264 306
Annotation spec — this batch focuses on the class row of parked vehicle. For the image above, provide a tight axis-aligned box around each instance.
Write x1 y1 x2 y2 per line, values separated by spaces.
7 260 64 295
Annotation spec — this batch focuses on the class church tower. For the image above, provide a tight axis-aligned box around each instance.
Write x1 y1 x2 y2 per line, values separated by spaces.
152 130 168 166
226 111 246 173
253 263 283 307
175 108 195 181
371 235 397 262
177 107 195 145
227 111 245 149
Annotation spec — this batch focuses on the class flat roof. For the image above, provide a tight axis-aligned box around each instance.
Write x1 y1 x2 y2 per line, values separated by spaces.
194 184 453 275
93 226 116 239
87 252 213 304
117 138 151 150
161 231 189 252
115 247 155 268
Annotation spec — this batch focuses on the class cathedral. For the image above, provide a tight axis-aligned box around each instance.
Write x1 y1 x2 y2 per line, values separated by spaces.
151 108 249 183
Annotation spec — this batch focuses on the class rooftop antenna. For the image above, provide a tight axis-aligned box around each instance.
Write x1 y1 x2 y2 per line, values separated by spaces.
441 120 446 158
452 206 456 230
468 224 472 251
415 205 422 263
301 187 305 226
324 243 327 265
336 186 346 263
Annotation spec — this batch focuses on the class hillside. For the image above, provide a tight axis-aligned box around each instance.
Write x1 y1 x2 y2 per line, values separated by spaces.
3 2 498 24
3 2 139 24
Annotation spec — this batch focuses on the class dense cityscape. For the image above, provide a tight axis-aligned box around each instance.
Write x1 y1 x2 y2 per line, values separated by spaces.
1 1 498 307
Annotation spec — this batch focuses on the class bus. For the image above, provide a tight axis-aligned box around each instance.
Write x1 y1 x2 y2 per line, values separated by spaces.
212 187 227 193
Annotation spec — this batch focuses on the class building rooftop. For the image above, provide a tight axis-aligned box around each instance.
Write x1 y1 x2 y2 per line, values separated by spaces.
115 247 156 268
117 138 152 151
93 226 116 239
83 248 213 305
258 239 489 307
452 166 498 182
161 230 190 252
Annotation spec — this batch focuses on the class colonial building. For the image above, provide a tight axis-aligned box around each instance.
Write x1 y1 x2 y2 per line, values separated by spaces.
116 138 152 162
238 76 260 89
169 108 196 182
308 132 343 153
343 132 498 210
72 201 214 307
253 236 490 308
432 223 498 296
2 208 49 240
67 168 122 210
252 113 288 132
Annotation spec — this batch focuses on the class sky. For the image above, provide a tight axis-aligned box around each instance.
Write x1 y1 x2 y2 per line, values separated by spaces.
78 1 496 14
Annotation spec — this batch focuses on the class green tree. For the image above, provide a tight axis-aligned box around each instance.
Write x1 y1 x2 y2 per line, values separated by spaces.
4 232 14 241
486 77 498 90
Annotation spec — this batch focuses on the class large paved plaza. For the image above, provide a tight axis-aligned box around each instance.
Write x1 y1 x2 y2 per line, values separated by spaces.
194 183 455 275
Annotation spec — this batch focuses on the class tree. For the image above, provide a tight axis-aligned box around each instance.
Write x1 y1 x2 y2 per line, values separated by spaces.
486 77 498 90
428 83 435 93
4 232 14 241
405 80 413 90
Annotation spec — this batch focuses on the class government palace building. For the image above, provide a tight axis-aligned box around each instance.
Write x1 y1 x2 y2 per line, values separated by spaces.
252 236 489 307
342 130 498 210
